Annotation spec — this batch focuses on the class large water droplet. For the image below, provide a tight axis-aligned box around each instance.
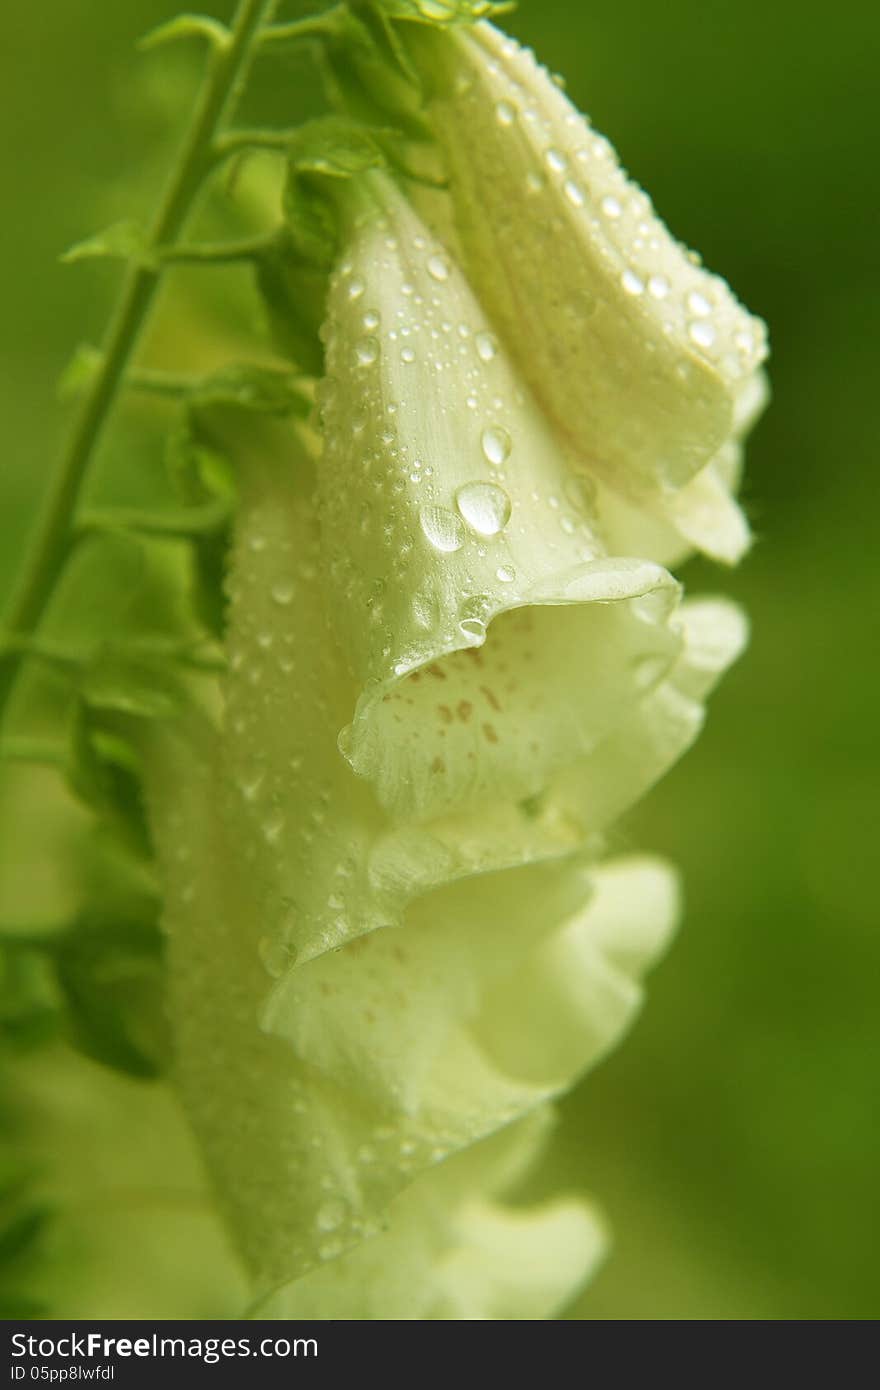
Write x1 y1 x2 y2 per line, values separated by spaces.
496 563 516 584
481 425 512 466
475 331 498 363
648 274 670 300
426 253 450 282
258 935 294 980
688 319 716 349
459 617 486 642
419 506 466 553
355 337 379 367
456 481 511 536
621 269 645 296
687 290 712 317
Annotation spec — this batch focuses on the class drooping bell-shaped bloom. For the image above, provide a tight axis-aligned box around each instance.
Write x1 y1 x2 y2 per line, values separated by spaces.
403 21 768 561
142 160 751 1318
143 434 692 1312
317 171 694 827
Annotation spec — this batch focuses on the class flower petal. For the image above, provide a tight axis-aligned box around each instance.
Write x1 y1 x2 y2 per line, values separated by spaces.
405 21 768 506
261 1110 605 1320
318 172 686 822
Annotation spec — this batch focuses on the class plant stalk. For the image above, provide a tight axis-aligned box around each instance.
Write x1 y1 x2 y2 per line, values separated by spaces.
0 0 276 728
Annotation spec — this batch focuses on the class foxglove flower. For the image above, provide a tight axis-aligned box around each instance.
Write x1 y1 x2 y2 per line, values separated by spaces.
145 441 685 1313
404 21 769 561
143 171 748 1316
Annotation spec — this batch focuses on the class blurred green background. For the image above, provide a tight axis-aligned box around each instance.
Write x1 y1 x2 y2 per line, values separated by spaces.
1 0 877 1319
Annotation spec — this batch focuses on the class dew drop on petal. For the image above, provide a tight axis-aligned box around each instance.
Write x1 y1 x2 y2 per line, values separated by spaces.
621 268 645 295
475 331 498 362
258 936 294 980
271 581 295 606
601 195 622 218
455 481 512 536
545 147 568 173
427 254 450 282
419 505 466 553
316 1198 347 1233
481 425 512 465
687 290 712 317
496 563 516 583
348 278 365 301
648 274 670 300
355 337 379 367
459 617 487 642
495 100 517 125
688 319 717 349
563 179 586 207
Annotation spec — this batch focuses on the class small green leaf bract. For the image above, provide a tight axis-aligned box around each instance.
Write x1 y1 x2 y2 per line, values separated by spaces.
67 702 153 859
139 13 230 53
193 363 312 418
287 116 389 180
60 221 155 271
371 0 510 25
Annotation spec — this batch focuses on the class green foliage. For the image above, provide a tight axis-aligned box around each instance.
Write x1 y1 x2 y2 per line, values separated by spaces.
139 12 231 53
60 221 155 270
54 916 169 1079
369 0 512 25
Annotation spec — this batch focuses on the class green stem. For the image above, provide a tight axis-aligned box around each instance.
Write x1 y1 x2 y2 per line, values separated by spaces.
258 9 346 47
213 127 303 157
159 233 274 264
0 0 276 729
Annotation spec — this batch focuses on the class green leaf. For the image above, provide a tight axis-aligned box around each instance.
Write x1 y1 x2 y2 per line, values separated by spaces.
276 118 389 275
55 917 169 1080
193 363 312 417
79 648 184 721
279 180 339 270
66 702 153 858
60 220 155 270
287 116 389 180
165 411 238 505
190 529 230 641
139 13 230 53
353 2 422 84
371 0 510 24
319 17 430 140
0 948 59 1053
255 247 329 374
